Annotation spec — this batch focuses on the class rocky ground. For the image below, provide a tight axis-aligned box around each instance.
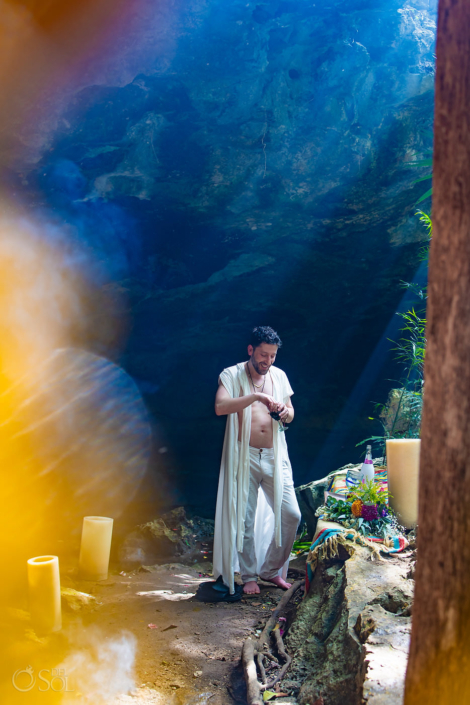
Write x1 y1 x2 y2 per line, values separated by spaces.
1 503 415 705
2 560 302 705
81 562 303 704
71 561 248 704
285 545 414 705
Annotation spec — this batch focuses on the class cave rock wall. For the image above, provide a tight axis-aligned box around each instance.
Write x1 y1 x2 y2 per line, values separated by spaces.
7 0 437 514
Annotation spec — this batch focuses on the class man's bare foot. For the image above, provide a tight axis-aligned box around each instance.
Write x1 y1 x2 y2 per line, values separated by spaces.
262 576 292 590
243 580 260 594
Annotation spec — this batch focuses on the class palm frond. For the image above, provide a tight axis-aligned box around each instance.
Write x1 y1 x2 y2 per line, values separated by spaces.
412 174 433 184
416 187 433 204
404 158 433 168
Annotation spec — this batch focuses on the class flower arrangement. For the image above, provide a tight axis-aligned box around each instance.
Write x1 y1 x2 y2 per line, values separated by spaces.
348 478 391 506
351 500 363 517
316 479 396 538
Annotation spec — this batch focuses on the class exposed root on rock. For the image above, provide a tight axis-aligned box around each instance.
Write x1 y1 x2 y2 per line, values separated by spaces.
256 651 267 684
242 637 262 705
242 579 304 705
269 625 292 689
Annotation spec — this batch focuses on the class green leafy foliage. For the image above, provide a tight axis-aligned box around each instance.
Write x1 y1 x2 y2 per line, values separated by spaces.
415 209 432 261
316 496 397 539
416 209 432 235
292 530 312 554
355 513 395 538
324 497 352 520
416 186 433 204
393 309 426 377
349 479 392 504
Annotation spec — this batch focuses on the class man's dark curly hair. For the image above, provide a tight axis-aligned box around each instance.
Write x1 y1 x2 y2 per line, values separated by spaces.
249 326 282 349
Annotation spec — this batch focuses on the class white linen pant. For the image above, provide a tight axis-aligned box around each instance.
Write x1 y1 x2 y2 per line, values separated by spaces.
238 445 301 583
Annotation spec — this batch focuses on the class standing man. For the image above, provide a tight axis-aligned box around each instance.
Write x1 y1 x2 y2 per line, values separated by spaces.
213 326 301 595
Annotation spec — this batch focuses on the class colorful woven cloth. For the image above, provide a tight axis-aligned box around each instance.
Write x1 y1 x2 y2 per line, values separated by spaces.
305 527 409 595
326 474 349 498
367 535 409 552
327 468 388 500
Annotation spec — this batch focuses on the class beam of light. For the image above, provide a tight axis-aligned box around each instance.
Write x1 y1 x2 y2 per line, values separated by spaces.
310 260 428 476
136 590 196 601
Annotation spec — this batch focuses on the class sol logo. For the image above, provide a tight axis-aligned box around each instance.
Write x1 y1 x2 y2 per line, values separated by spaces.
12 665 36 692
12 666 74 692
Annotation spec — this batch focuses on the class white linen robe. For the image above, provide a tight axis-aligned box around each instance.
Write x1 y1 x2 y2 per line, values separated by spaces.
213 362 294 594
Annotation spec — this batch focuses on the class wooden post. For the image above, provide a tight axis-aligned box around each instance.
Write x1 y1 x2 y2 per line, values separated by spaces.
404 1 470 703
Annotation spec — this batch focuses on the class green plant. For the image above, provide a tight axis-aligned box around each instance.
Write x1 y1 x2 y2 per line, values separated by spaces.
354 509 395 538
358 314 425 454
316 495 397 538
292 531 312 554
393 308 426 377
407 154 433 203
349 478 392 505
323 498 352 521
416 209 433 240
358 210 431 456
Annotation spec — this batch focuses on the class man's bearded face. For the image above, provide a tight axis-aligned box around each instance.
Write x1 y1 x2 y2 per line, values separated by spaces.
249 343 278 375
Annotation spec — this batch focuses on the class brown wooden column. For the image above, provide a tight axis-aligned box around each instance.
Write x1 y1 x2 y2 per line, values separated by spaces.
404 1 470 703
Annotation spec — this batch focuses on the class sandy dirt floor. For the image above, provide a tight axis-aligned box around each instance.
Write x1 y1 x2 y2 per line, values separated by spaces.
95 563 301 704
1 561 302 705
87 562 257 704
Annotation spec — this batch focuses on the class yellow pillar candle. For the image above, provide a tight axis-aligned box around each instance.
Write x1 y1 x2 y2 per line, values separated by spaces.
27 555 62 634
79 516 113 581
386 439 421 528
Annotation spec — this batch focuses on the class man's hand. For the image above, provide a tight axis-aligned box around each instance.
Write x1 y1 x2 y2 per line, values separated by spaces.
269 401 289 421
256 393 277 411
276 403 290 422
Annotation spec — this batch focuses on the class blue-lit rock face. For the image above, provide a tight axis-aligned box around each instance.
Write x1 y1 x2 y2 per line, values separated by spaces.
9 0 436 518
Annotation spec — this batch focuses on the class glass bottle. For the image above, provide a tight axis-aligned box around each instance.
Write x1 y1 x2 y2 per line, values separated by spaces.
359 444 375 483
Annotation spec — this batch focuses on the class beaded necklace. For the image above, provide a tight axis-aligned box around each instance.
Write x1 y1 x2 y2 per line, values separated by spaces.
246 362 266 396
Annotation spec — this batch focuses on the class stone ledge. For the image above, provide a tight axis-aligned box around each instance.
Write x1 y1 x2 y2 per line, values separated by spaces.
281 544 414 705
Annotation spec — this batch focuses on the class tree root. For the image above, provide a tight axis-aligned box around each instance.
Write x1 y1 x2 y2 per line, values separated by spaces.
268 626 292 689
256 652 267 684
242 637 262 705
242 579 304 705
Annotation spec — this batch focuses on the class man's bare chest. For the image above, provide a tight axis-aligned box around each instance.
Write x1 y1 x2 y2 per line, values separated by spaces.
239 373 274 399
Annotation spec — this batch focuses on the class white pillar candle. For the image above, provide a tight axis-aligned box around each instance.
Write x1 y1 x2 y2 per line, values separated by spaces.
79 516 113 581
386 439 421 529
27 555 62 634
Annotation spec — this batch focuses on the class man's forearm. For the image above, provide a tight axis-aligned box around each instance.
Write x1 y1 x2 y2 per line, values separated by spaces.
215 393 259 416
